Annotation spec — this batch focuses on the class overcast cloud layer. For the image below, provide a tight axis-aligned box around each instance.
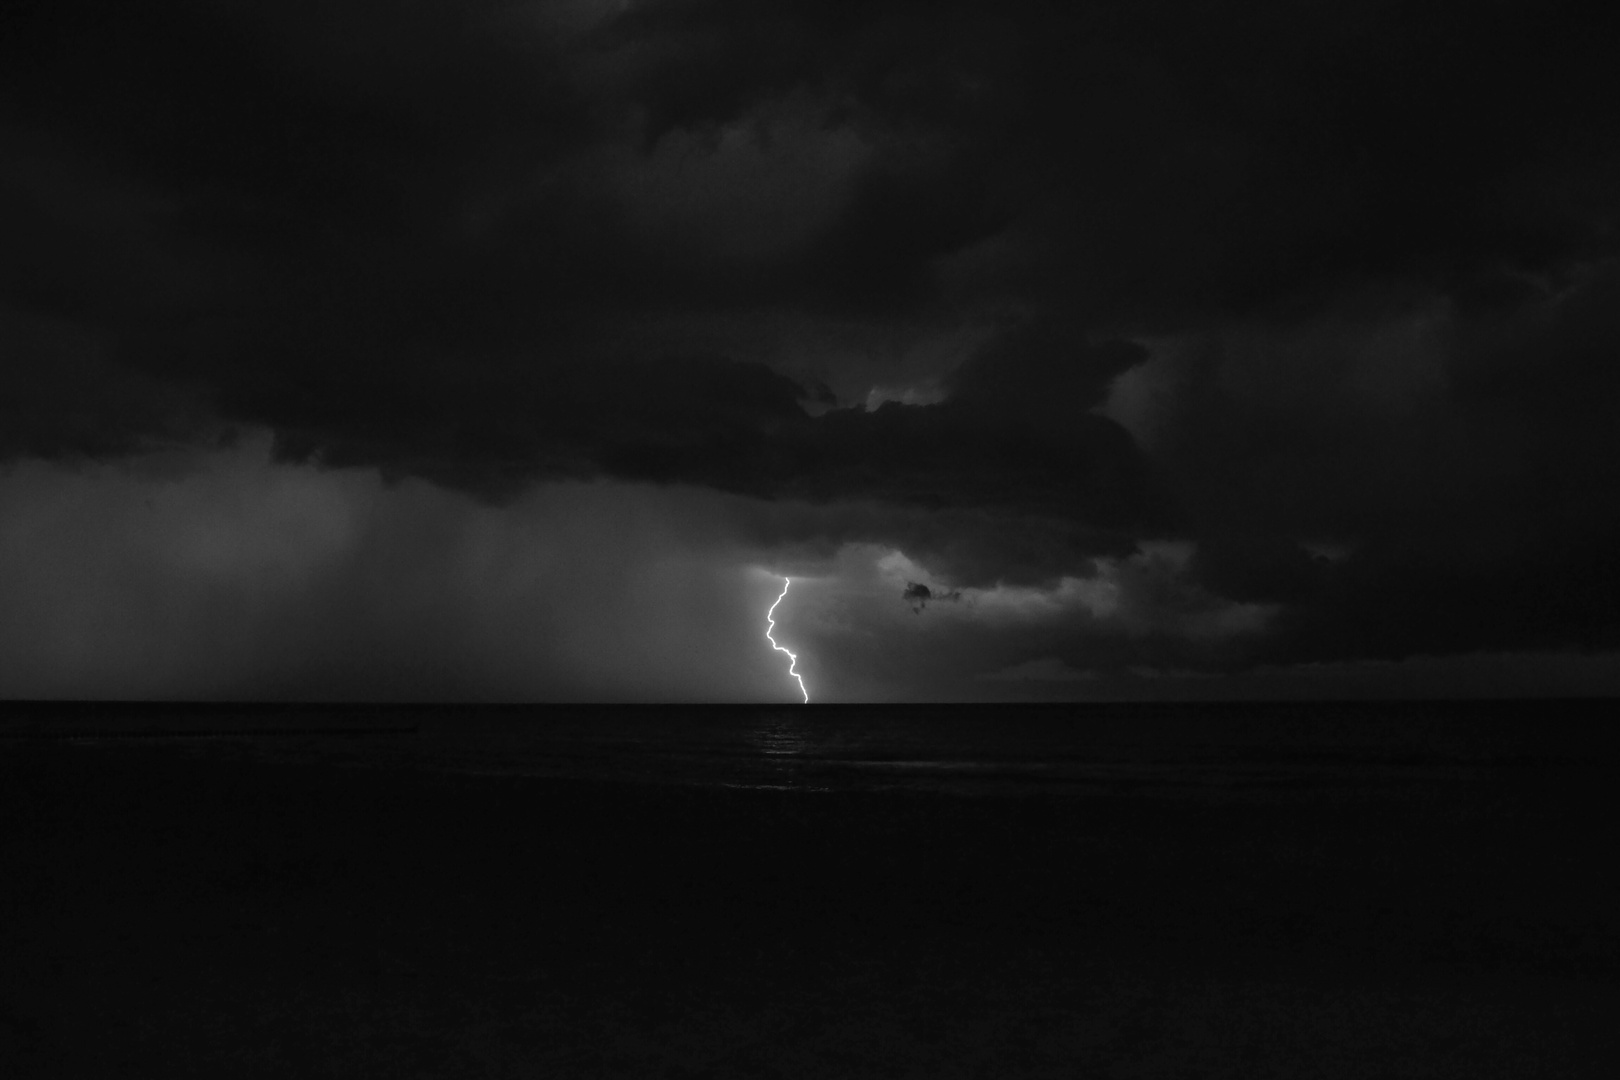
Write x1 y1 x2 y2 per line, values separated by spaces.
3 0 1619 699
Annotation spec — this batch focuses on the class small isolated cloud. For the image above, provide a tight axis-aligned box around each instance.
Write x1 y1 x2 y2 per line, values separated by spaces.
903 580 961 613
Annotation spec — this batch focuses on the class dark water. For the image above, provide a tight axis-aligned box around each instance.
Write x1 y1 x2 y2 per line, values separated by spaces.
4 698 1614 799
4 700 1618 1077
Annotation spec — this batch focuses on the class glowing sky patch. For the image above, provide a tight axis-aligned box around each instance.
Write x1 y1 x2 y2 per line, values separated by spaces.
766 577 810 703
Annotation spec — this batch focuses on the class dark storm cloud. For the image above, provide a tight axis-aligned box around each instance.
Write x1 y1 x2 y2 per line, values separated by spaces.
902 581 960 613
1142 261 1620 669
599 0 1619 318
0 307 217 460
4 0 1620 684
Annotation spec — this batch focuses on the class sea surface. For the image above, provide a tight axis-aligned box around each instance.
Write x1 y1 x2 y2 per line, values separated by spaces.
5 699 1619 1077
3 698 1614 800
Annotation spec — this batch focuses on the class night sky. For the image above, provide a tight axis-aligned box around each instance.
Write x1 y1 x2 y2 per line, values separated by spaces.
4 0 1619 702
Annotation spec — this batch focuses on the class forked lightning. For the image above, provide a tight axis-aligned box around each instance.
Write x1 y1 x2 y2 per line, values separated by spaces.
766 577 809 704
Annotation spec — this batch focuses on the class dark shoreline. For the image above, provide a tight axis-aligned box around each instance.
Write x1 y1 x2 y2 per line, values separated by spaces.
4 714 1618 1077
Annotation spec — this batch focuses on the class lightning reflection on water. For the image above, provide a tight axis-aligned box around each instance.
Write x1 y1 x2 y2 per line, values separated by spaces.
766 577 810 704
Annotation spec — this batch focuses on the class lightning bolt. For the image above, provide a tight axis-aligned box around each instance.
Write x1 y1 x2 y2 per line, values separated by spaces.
766 577 810 704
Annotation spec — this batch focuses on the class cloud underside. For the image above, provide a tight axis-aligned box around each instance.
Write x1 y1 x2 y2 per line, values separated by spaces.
3 0 1620 683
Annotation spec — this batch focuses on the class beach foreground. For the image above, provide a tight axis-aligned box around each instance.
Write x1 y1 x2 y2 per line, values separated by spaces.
3 718 1617 1078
